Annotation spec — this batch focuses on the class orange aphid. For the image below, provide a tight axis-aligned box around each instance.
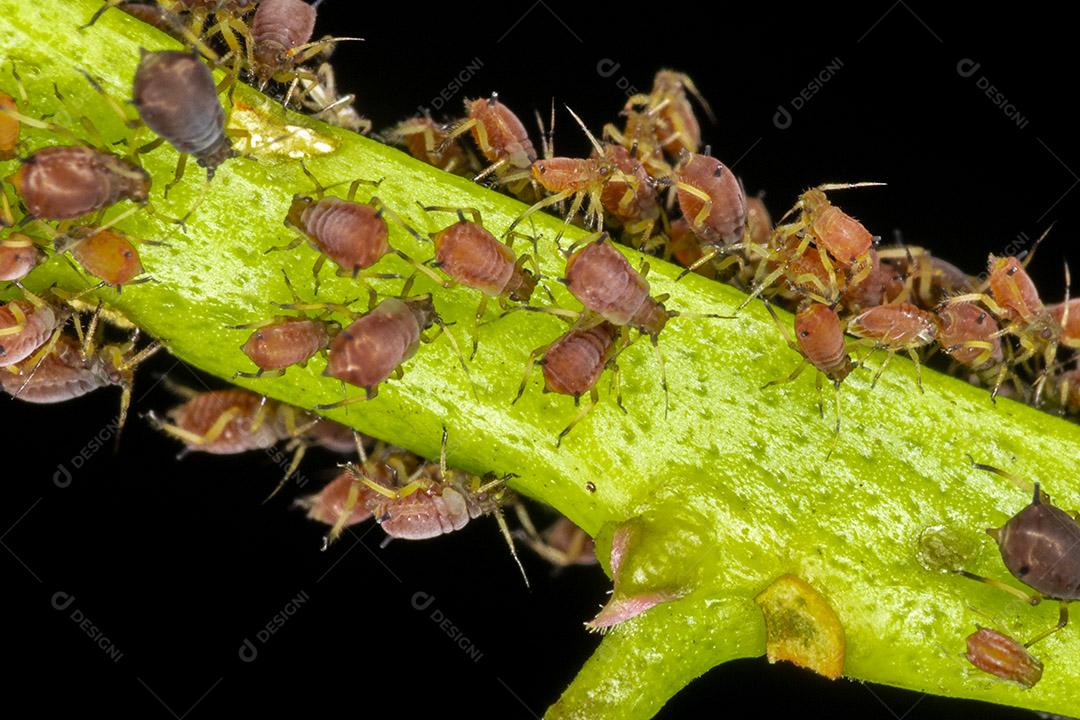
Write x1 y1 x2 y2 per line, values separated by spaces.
965 627 1043 689
65 228 146 289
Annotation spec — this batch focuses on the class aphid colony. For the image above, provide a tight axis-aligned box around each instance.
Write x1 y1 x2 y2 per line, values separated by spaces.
4 4 1079 691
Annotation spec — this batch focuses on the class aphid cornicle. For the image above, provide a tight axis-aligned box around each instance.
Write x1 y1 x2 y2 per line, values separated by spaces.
958 461 1080 649
7 146 151 220
762 300 854 433
133 50 233 178
846 301 939 391
515 320 626 445
0 234 42 282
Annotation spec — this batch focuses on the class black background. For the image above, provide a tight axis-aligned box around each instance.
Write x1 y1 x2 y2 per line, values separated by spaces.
3 2 1076 718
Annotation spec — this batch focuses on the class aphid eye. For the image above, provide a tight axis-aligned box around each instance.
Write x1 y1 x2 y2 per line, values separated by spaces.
537 164 546 174
1019 565 1030 576
1007 266 1019 276
799 330 810 338
976 312 986 324
1042 328 1053 339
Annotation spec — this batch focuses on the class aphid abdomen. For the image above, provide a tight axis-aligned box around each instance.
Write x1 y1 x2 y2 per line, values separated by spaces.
251 0 317 68
937 303 1003 369
242 318 329 370
994 502 1080 601
0 235 42 282
133 51 231 172
531 157 595 194
303 198 389 272
811 205 873 266
0 336 102 402
169 389 281 454
675 154 746 246
0 300 58 368
325 298 421 390
565 241 650 326
848 302 938 348
794 303 850 380
10 146 150 220
433 222 514 296
375 486 476 540
302 469 376 528
542 322 618 397
467 97 536 169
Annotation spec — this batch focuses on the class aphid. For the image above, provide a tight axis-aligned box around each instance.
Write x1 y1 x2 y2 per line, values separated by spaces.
441 94 537 185
505 107 637 235
0 291 65 368
667 217 717 280
625 70 714 157
1048 297 1080 350
316 292 468 406
278 165 437 291
0 308 161 433
423 205 539 357
515 320 626 444
6 145 150 220
740 183 884 311
343 427 528 584
878 245 974 310
298 62 371 134
518 514 597 568
0 233 43 282
299 467 377 529
936 301 1008 395
965 626 1044 688
597 143 662 247
673 152 747 274
53 227 155 291
762 301 853 433
846 301 939 390
958 461 1080 648
229 272 351 378
385 114 477 176
0 91 19 160
838 249 905 314
249 0 362 94
947 230 1063 402
1051 366 1080 414
133 50 234 183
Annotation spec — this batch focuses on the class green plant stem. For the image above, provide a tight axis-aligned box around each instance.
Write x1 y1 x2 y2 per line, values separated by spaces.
3 3 1080 717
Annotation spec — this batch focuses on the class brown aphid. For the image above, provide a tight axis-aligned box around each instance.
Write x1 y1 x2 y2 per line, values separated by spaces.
741 183 884 312
0 296 63 368
763 301 854 433
957 463 1080 649
521 516 597 568
1048 297 1080 349
133 50 233 178
667 217 716 280
674 152 747 258
319 295 436 403
626 70 714 156
965 627 1043 689
745 195 773 248
0 91 19 160
516 320 625 445
847 301 938 390
948 232 1062 402
157 388 283 454
936 302 1006 379
299 467 377 529
385 115 476 175
564 234 669 337
241 317 332 376
441 94 537 184
7 145 151 220
839 249 905 314
429 209 537 300
0 234 43 282
598 143 661 245
878 246 975 310
0 320 160 433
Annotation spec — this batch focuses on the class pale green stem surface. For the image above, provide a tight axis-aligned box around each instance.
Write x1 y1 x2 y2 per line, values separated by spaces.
3 3 1080 717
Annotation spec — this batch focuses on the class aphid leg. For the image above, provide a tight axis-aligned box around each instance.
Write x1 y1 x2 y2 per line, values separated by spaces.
491 496 530 588
504 188 576 236
513 338 558 404
649 333 670 417
469 295 489 360
1024 601 1069 648
557 388 599 447
149 404 249 451
425 313 477 401
967 457 1050 502
955 569 1043 605
906 347 925 393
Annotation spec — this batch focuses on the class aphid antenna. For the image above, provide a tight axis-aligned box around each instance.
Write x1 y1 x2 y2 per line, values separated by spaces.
563 105 605 157
677 71 716 125
1015 222 1055 269
814 181 888 193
